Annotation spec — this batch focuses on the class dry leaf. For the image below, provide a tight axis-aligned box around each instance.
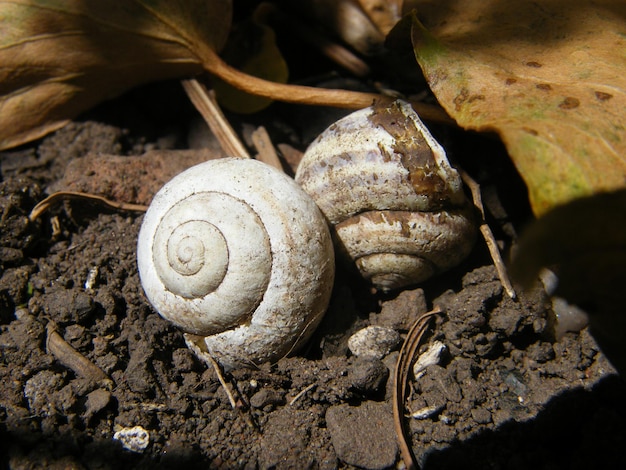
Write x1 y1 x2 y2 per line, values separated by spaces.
409 0 626 215
1 0 450 151
0 0 232 150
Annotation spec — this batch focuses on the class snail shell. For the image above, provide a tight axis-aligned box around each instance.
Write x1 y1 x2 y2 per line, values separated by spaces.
295 100 476 291
137 158 335 368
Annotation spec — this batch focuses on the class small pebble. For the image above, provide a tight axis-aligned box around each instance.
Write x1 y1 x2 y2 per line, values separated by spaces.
113 425 150 453
348 357 389 395
0 247 23 266
250 388 285 409
84 388 111 418
373 288 427 330
348 326 401 359
471 408 492 424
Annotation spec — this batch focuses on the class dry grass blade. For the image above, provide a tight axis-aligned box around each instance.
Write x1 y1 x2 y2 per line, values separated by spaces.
204 353 259 432
29 191 148 222
204 354 238 410
181 79 250 158
251 126 283 171
393 307 442 470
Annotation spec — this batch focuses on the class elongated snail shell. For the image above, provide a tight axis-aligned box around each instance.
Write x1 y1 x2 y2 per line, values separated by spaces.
295 100 476 291
137 158 335 368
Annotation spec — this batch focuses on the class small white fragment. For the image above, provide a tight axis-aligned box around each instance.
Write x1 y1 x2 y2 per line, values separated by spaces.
14 307 30 320
551 297 589 338
413 340 446 379
539 268 589 338
410 404 444 420
113 425 150 453
84 266 99 291
539 268 559 295
348 326 401 359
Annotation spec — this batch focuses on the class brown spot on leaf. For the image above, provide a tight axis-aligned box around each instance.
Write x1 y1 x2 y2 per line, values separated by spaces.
453 88 469 111
525 61 542 68
523 127 539 136
505 78 517 85
468 94 485 103
536 83 552 91
595 91 613 101
559 97 580 109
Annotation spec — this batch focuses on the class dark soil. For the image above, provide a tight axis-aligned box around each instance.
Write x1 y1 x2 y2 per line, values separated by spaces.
1 81 625 470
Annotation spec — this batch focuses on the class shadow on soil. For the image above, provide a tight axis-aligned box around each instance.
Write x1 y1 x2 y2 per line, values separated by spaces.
2 374 625 469
421 374 626 469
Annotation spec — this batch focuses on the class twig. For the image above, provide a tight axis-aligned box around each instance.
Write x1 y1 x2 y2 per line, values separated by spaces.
204 353 238 410
460 170 517 299
204 353 259 431
393 307 442 470
251 126 283 171
29 191 147 222
46 322 113 389
289 383 316 406
181 79 251 158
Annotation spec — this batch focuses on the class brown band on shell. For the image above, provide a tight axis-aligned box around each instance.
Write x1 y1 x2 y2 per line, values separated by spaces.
368 101 452 207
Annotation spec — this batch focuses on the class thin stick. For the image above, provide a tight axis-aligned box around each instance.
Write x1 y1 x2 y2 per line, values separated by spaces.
289 383 316 406
29 191 147 222
204 353 238 410
205 353 259 431
251 126 283 171
197 43 453 124
393 307 441 470
460 170 517 299
46 322 113 389
181 79 251 158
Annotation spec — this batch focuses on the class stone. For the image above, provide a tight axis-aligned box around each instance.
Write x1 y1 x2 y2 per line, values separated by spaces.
326 401 398 469
348 326 401 359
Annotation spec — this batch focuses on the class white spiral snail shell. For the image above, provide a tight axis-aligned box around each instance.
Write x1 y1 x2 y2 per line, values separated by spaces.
295 100 476 291
137 158 335 368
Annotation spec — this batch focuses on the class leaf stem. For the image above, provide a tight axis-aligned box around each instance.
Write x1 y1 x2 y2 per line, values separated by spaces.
199 45 452 124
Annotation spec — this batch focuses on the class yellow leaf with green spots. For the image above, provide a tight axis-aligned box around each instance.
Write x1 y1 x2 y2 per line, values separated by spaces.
409 0 626 215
